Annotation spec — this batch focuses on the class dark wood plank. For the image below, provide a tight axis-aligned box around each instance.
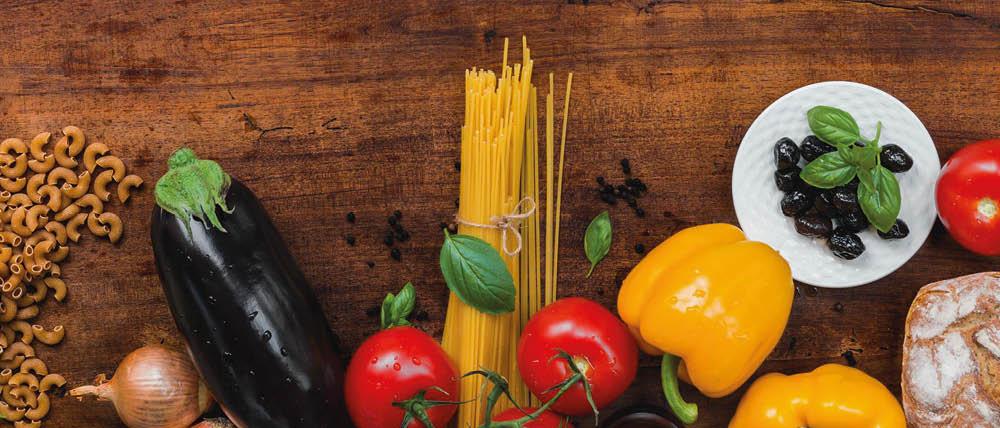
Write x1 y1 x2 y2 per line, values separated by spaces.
0 0 998 426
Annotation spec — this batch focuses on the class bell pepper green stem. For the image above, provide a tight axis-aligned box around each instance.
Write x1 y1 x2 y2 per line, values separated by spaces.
661 354 698 425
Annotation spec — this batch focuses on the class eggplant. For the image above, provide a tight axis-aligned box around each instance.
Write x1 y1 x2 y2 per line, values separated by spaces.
151 148 348 428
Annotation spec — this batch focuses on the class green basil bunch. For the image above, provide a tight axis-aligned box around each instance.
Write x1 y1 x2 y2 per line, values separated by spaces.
800 106 901 233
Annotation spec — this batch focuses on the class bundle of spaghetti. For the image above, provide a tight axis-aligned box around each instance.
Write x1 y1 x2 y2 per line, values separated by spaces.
443 37 536 424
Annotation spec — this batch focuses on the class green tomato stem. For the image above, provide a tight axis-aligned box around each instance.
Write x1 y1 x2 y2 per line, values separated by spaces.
661 354 698 425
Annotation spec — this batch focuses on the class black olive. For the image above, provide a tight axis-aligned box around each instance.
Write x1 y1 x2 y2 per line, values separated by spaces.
880 144 913 173
773 137 800 170
774 167 802 192
780 190 814 217
800 135 836 161
838 211 870 233
832 186 861 213
813 190 840 218
828 230 866 260
877 219 909 240
795 214 833 238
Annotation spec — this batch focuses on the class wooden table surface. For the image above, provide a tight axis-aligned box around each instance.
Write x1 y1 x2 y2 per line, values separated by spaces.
2 0 999 426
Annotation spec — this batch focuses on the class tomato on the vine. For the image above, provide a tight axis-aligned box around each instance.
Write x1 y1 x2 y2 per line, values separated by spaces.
345 284 459 428
517 297 639 416
936 139 1000 256
494 408 566 427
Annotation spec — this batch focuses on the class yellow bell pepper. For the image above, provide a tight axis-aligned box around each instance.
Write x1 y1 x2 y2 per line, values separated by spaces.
617 223 793 424
729 364 906 428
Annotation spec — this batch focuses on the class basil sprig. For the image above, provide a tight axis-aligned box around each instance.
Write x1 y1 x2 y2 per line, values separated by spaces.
439 230 516 315
381 282 416 329
800 106 901 233
584 211 612 277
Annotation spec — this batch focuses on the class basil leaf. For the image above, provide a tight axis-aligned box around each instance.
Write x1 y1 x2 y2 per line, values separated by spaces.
800 151 857 189
439 230 515 315
857 165 901 233
584 211 612 277
381 282 416 329
807 106 861 147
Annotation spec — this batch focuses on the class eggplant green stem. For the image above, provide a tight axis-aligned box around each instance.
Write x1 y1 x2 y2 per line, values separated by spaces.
661 354 698 425
155 147 233 232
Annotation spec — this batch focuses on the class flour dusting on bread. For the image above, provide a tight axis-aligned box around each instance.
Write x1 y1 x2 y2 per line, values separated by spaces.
902 272 1000 427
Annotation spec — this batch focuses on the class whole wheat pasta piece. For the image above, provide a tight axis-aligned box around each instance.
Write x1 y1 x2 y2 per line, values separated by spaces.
61 126 85 156
24 175 45 204
96 155 125 181
24 391 47 420
117 174 143 203
0 155 27 179
41 278 64 302
0 178 26 193
0 400 25 421
97 212 122 243
18 358 46 376
39 374 64 393
42 223 66 246
27 154 54 174
28 133 49 161
30 326 62 346
82 143 109 173
60 170 90 199
86 212 109 237
7 323 31 345
74 194 103 214
0 296 16 323
0 139 26 156
53 204 79 223
52 138 75 169
14 306 37 321
45 245 67 263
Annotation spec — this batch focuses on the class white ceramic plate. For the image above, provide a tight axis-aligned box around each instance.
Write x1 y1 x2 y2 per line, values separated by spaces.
732 81 940 288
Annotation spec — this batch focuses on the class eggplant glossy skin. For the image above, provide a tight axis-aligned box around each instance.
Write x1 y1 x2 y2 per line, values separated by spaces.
152 179 347 428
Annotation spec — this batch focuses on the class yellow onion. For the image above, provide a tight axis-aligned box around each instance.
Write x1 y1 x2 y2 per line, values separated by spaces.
70 345 212 428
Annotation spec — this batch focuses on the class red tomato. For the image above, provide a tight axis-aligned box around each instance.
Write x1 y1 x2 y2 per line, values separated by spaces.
494 408 565 427
936 139 1000 255
517 297 638 416
345 326 459 428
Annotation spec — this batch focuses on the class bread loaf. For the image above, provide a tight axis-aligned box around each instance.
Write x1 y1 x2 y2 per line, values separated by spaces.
902 272 1000 427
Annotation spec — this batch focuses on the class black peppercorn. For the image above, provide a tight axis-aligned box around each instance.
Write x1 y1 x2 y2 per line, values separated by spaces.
635 244 645 254
383 234 394 246
596 176 606 185
841 350 857 367
635 207 646 217
454 161 461 171
388 215 397 226
620 158 632 174
346 212 356 223
390 248 401 261
600 193 617 205
366 261 375 268
393 210 402 219
833 302 844 313
345 235 356 246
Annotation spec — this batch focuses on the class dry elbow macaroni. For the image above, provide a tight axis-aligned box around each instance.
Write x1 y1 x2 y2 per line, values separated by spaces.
0 127 142 424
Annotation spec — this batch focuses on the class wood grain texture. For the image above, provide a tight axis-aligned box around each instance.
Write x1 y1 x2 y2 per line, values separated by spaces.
1 0 999 426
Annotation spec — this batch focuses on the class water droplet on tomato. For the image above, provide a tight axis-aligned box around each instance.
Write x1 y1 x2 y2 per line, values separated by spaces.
412 357 421 365
393 363 401 371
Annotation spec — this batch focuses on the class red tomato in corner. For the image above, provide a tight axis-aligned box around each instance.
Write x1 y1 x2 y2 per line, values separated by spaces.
936 139 1000 256
518 297 639 416
494 407 566 427
345 326 459 428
